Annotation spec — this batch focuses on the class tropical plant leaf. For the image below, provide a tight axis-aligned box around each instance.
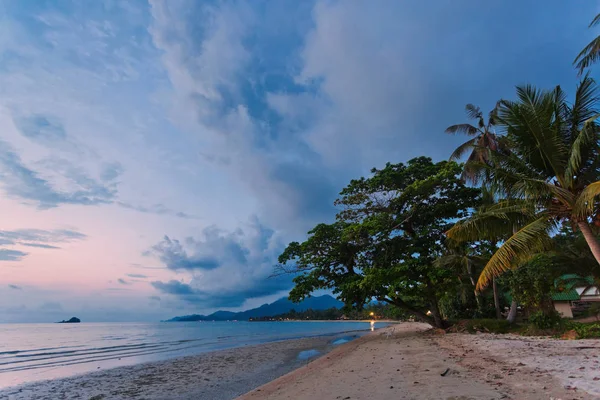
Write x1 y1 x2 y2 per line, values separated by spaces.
575 36 600 75
565 114 600 187
449 137 478 161
475 216 556 291
574 180 600 218
465 104 482 120
445 124 479 136
446 200 536 243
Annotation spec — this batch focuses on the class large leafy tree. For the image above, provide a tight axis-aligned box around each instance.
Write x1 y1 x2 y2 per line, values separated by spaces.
448 76 600 291
574 14 600 74
277 157 480 328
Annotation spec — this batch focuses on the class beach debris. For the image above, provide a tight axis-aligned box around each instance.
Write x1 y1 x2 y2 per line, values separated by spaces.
440 368 450 377
560 330 579 340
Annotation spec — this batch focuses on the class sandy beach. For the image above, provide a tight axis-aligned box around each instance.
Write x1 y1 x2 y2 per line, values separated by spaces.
240 323 600 400
2 324 599 399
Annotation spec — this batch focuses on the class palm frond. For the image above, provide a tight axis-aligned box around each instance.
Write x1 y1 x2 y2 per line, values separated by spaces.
574 36 600 75
465 104 482 120
488 101 501 126
499 84 569 182
475 216 556 291
565 114 600 187
569 74 599 129
446 200 536 243
445 124 479 136
574 180 600 218
590 13 600 27
449 137 478 161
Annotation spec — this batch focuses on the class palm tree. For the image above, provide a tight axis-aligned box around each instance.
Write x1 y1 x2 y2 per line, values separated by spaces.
445 103 508 181
574 14 600 75
448 75 600 292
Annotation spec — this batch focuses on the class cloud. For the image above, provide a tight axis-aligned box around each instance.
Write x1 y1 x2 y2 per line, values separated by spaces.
148 0 337 230
13 114 67 142
0 228 86 261
151 280 195 295
117 202 199 220
0 228 87 243
117 278 131 285
148 217 293 308
147 235 223 271
126 273 148 279
8 284 22 290
149 295 161 302
100 162 124 182
0 140 117 209
20 243 61 249
0 249 28 261
39 302 63 311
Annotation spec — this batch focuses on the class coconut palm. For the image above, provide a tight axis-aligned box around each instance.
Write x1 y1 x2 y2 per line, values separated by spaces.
445 103 508 181
448 75 600 291
574 14 600 75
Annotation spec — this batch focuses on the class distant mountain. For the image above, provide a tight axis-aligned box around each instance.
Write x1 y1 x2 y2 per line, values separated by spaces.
165 295 344 322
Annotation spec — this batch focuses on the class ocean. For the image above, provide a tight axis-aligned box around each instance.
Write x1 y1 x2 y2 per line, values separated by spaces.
0 321 383 389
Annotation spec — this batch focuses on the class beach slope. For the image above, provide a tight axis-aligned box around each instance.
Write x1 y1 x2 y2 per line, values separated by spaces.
239 323 597 400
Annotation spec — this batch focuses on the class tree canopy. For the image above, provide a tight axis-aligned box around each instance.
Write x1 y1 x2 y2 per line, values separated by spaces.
277 157 480 328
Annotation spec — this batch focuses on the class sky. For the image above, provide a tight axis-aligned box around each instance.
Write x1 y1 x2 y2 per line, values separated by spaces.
0 0 597 322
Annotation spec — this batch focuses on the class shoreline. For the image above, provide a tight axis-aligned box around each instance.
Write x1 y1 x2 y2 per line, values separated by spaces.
0 331 364 400
3 323 598 399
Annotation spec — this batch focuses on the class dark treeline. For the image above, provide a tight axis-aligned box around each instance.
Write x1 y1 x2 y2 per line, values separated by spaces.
249 303 406 321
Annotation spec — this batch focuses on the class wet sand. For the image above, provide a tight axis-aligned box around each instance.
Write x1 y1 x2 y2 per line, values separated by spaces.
0 333 353 400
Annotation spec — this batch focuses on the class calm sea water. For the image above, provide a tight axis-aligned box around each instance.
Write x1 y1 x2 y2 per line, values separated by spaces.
0 321 383 388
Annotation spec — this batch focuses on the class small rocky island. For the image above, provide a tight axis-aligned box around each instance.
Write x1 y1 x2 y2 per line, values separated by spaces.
57 317 81 323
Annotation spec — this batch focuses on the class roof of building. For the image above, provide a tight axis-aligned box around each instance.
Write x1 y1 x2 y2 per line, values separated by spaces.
551 289 581 302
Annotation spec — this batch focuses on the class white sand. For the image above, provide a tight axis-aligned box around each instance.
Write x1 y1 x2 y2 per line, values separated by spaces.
240 324 600 400
438 332 600 398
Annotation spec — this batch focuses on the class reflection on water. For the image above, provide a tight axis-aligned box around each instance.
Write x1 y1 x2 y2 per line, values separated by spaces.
297 349 321 360
370 321 375 331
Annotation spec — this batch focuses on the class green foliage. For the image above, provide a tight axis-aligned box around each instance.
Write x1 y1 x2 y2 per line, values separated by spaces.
501 254 558 314
566 321 600 338
278 157 481 328
249 303 407 321
449 76 600 290
528 310 563 330
450 319 513 334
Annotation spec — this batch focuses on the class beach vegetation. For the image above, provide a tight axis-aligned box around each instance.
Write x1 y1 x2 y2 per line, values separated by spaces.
278 158 480 328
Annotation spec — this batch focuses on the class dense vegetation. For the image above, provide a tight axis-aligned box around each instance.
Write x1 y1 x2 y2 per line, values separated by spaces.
249 303 405 321
276 14 600 332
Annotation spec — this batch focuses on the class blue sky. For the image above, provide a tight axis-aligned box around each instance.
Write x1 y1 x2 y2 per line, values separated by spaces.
0 0 597 322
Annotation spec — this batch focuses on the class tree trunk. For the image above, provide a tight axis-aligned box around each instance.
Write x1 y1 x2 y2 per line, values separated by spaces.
493 277 501 319
467 263 483 312
384 298 439 328
577 221 600 264
429 297 445 329
506 300 518 323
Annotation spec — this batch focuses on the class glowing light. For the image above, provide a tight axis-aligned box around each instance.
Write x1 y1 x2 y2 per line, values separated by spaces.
369 312 374 316
426 310 432 316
